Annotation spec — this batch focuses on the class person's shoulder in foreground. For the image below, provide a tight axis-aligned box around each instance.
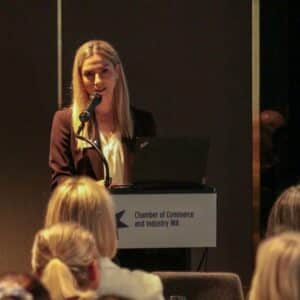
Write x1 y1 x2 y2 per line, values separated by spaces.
98 257 164 300
51 107 72 129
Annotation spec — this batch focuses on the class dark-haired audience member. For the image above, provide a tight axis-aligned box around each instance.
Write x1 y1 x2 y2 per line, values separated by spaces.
0 273 50 300
248 231 300 300
32 222 99 300
45 176 164 300
266 184 300 237
260 109 290 233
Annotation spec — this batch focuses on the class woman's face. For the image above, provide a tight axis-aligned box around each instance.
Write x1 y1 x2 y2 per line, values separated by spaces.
81 54 119 114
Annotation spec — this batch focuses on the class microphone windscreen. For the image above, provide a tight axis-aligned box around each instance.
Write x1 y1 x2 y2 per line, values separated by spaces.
79 93 102 123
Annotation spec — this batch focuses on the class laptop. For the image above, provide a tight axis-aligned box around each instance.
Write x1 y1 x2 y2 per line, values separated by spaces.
128 137 210 190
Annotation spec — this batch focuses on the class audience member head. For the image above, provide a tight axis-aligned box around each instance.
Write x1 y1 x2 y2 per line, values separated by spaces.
31 222 99 300
266 185 300 237
260 110 285 133
249 231 300 300
45 176 117 258
260 109 286 171
0 273 50 300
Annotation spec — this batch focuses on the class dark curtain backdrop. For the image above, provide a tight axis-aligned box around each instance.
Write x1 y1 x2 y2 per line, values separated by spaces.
0 1 57 272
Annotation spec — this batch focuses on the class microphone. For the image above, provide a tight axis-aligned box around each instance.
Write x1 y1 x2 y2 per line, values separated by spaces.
79 93 102 123
75 92 111 187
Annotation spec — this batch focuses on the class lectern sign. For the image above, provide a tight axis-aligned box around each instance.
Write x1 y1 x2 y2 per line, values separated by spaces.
113 193 217 248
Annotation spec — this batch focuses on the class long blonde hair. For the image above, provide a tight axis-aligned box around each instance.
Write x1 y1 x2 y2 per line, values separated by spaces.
248 231 300 300
31 222 98 300
266 185 300 237
45 176 117 258
72 40 133 149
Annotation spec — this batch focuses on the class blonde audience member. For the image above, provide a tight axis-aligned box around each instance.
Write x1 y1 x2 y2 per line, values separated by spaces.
32 222 99 300
248 231 300 300
266 185 300 237
45 176 164 300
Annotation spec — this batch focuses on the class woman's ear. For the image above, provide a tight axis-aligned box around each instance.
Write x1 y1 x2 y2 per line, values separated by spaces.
88 260 100 289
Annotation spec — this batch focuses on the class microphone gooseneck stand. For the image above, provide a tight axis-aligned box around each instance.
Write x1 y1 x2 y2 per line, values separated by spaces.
75 104 112 188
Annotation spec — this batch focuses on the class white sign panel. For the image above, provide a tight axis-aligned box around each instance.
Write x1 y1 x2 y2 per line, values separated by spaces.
113 193 217 248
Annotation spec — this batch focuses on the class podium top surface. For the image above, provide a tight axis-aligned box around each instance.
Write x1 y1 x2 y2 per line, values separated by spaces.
110 182 216 194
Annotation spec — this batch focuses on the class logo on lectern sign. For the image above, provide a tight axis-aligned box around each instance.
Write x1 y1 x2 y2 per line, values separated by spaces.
116 210 128 239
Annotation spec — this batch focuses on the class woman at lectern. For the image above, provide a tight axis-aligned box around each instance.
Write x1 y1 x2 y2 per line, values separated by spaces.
49 40 156 190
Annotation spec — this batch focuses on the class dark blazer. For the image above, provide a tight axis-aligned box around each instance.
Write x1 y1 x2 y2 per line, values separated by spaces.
49 107 156 190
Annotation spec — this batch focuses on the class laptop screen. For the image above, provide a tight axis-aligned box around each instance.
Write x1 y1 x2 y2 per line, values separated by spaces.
131 137 210 185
